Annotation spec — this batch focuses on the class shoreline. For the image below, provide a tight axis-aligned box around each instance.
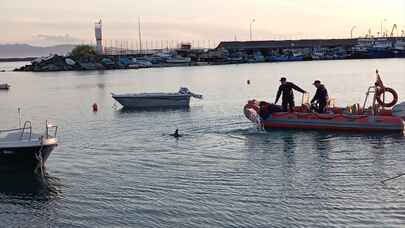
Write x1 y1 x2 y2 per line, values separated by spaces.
10 55 405 73
6 37 405 72
0 57 36 62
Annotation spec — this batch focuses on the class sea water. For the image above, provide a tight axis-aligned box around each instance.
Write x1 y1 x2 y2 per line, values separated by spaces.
0 59 404 227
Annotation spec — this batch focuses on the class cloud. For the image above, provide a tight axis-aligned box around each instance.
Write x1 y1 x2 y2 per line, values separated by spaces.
28 34 84 46
1 0 403 44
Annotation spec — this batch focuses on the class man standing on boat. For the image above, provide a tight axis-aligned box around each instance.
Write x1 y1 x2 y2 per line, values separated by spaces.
311 80 329 113
275 77 306 112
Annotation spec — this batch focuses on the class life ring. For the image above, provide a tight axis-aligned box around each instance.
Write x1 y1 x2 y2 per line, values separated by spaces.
376 87 398 108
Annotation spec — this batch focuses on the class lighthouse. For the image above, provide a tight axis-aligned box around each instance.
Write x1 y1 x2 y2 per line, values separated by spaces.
95 20 103 54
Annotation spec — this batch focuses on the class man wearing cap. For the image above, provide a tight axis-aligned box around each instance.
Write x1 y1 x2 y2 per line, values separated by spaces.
275 77 306 112
311 80 329 113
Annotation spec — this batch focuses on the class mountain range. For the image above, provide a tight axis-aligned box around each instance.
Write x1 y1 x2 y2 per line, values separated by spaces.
0 44 76 58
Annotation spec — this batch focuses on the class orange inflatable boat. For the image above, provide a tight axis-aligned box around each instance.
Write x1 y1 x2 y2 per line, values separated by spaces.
244 71 405 133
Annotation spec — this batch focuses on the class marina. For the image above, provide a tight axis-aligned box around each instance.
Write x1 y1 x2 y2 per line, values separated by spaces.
1 58 405 227
13 36 405 72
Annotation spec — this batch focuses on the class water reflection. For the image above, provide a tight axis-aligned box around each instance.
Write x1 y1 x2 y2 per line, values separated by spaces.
0 171 62 227
0 171 62 201
313 133 333 161
71 70 107 77
281 134 297 163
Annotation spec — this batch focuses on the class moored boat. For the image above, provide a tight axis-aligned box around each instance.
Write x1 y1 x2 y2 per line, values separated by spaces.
166 56 192 64
244 71 405 133
0 121 58 172
112 87 203 109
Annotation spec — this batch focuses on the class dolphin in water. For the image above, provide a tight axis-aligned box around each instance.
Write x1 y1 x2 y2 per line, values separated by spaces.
170 129 182 138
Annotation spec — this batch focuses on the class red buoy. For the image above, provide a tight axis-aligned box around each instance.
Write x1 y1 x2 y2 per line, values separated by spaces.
92 103 98 112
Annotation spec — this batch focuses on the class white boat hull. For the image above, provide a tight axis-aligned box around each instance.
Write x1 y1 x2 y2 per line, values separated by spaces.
112 94 191 109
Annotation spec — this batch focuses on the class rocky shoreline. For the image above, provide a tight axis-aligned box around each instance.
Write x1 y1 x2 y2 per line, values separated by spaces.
13 38 405 72
13 53 405 73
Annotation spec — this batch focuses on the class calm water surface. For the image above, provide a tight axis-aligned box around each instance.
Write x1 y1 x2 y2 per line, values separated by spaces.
0 59 405 227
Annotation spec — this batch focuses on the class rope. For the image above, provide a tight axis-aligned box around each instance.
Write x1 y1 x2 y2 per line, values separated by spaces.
313 113 337 120
381 173 405 184
295 112 369 120
34 136 45 177
341 114 369 120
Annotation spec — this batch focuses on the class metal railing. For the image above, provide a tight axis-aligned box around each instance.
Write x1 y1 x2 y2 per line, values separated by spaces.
0 120 58 141
20 121 32 140
362 86 377 115
0 121 33 140
301 92 310 105
45 120 58 139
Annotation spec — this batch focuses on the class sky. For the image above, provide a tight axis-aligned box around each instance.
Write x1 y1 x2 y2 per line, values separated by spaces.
0 0 404 46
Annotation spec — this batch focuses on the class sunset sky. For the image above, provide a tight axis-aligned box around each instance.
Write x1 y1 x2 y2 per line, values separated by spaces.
1 0 404 46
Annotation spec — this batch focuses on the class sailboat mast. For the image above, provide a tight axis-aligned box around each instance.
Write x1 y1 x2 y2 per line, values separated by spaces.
138 16 142 54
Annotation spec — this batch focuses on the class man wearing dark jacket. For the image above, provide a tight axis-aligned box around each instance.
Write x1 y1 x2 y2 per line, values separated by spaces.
311 80 328 113
275 77 306 112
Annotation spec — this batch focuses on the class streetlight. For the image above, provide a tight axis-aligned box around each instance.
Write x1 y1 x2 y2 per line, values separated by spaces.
380 19 387 37
350 26 356 39
249 19 256 41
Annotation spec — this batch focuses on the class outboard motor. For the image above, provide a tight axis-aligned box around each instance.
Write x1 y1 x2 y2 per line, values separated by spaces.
178 87 190 94
178 87 203 99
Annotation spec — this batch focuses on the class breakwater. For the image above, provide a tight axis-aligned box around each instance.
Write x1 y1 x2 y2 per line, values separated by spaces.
14 37 405 72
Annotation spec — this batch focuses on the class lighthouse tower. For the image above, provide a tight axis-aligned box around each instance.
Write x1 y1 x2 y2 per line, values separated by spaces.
95 20 103 54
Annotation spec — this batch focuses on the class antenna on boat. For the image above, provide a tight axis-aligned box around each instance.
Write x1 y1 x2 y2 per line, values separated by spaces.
18 107 21 128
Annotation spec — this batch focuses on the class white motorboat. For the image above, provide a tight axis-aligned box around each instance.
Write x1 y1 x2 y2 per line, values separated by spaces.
112 87 203 109
0 121 58 172
353 38 375 52
136 59 153 67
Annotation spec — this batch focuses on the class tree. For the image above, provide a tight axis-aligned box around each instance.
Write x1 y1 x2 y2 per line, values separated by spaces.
70 45 97 58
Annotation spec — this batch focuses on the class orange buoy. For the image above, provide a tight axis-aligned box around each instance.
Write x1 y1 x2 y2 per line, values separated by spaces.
92 103 98 112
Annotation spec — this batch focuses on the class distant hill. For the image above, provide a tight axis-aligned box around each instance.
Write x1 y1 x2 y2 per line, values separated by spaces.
0 44 76 58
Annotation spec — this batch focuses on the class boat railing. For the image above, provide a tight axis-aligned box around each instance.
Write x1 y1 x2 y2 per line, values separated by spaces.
45 120 58 139
363 86 377 115
20 121 32 140
0 121 32 139
301 92 310 105
0 120 57 141
0 127 26 134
